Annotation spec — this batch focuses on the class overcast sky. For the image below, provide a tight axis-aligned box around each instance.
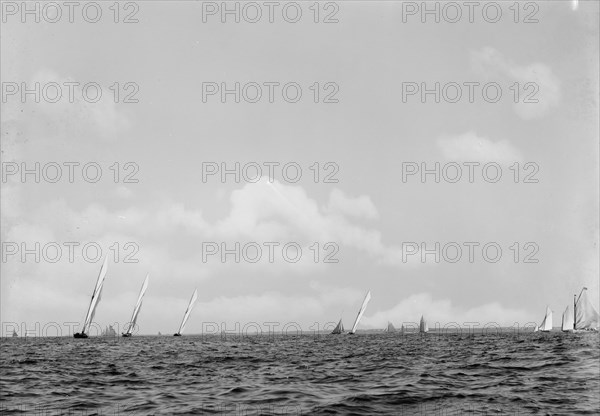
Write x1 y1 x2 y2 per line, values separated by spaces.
1 1 598 335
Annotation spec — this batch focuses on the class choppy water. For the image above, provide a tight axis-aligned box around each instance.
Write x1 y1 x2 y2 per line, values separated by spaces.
1 332 599 415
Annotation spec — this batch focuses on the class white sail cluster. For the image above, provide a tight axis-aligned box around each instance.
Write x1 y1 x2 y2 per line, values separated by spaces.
535 288 599 333
74 262 598 339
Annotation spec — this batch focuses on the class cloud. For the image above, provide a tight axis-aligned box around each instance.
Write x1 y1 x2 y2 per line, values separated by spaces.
324 189 379 220
437 131 523 164
362 293 531 329
470 47 561 119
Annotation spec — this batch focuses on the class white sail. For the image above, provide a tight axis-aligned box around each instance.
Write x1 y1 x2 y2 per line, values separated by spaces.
82 257 108 334
575 288 600 330
561 305 574 332
419 315 428 333
177 288 198 335
385 322 396 332
349 291 371 334
539 306 552 331
331 318 344 334
124 274 149 335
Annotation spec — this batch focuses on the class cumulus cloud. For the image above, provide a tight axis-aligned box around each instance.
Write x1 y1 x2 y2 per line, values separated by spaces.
437 131 523 164
362 293 531 329
470 47 561 119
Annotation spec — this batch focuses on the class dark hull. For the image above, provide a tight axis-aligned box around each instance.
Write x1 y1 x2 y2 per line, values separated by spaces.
122 333 132 337
173 333 181 336
73 332 88 339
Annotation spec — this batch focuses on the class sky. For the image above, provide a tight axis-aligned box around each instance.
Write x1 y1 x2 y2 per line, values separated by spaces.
1 1 598 336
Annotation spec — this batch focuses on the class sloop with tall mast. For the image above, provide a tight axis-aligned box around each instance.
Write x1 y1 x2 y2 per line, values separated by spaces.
74 257 109 339
347 291 372 335
573 287 599 331
122 274 150 337
174 288 198 336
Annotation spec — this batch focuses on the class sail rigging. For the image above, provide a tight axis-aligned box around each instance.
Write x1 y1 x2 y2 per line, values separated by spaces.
539 306 552 332
176 289 198 335
419 315 428 333
124 274 149 336
80 257 108 335
561 305 573 332
349 291 371 334
331 318 344 334
574 288 600 330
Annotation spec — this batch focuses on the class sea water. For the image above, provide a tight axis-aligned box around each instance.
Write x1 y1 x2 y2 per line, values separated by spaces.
1 332 598 415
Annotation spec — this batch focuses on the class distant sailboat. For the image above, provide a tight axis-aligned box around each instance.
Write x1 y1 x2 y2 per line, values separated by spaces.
101 325 117 337
174 288 198 336
331 318 344 334
385 322 396 332
74 257 108 339
561 305 574 332
11 329 18 337
122 274 149 337
574 288 600 331
538 306 552 332
419 315 428 333
348 291 372 335
400 324 405 335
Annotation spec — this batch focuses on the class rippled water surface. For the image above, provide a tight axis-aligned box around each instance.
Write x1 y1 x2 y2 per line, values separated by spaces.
1 332 599 415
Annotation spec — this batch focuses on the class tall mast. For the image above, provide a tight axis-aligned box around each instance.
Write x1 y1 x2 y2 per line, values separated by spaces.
573 294 577 329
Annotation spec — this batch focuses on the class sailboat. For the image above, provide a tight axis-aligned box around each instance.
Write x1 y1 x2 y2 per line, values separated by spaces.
561 305 574 332
331 318 344 334
101 325 117 337
122 274 149 337
348 291 372 335
537 306 552 332
384 321 396 332
74 257 108 338
573 287 600 331
419 315 428 333
11 329 18 337
400 324 405 335
173 288 198 336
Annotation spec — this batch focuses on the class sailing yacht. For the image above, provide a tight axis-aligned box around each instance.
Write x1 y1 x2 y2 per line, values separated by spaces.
122 274 149 337
419 315 428 333
561 305 574 332
348 291 372 335
11 329 18 337
384 322 396 332
74 257 108 339
174 288 198 336
573 287 600 331
331 318 344 334
538 306 553 332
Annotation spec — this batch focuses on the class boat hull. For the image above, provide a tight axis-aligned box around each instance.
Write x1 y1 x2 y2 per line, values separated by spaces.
173 333 182 336
122 333 132 338
73 332 88 339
